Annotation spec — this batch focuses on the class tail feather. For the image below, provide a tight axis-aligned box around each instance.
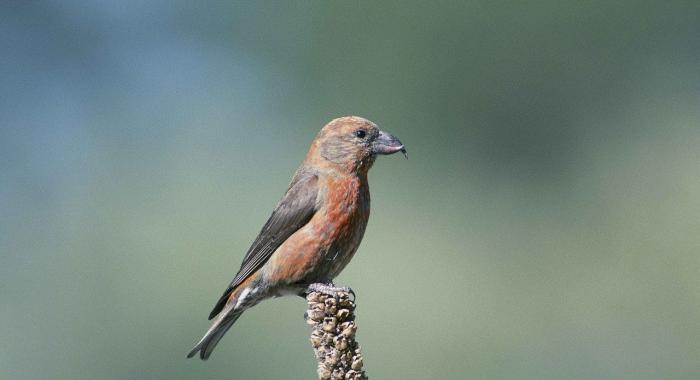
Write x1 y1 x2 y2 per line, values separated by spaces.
187 308 243 360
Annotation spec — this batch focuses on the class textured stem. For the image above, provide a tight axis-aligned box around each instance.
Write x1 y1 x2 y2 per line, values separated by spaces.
305 285 367 380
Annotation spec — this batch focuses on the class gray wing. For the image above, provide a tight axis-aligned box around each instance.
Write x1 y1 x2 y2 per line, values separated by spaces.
208 172 318 319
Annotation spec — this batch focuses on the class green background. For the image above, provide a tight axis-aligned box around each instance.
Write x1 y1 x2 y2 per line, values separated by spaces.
2 1 699 379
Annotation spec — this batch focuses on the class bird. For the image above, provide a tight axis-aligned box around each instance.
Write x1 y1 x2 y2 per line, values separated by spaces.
187 116 406 360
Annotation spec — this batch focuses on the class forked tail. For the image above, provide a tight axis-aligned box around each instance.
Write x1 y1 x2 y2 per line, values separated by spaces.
187 307 243 360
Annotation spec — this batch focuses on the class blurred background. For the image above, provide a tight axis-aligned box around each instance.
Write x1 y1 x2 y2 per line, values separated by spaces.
2 1 699 379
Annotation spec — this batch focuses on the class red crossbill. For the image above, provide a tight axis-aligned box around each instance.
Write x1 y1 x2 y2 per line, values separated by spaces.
188 116 406 360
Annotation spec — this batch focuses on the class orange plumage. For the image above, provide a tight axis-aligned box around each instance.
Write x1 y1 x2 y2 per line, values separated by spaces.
188 116 405 360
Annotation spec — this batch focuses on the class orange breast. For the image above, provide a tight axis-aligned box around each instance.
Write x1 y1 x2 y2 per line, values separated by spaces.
265 174 370 285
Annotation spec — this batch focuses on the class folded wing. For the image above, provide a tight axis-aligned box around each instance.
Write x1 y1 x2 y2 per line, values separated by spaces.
208 171 319 319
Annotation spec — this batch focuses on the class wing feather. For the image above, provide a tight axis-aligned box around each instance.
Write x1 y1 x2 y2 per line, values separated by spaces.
208 172 318 319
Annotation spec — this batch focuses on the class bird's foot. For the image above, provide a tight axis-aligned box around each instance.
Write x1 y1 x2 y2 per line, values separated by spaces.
305 282 355 301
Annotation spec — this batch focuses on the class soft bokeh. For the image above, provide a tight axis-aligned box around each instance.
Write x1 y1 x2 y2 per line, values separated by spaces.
2 2 699 379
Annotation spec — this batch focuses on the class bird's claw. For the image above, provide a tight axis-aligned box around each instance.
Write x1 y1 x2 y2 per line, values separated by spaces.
306 283 355 301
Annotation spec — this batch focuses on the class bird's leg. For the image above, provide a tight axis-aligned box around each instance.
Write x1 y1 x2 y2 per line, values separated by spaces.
305 282 355 300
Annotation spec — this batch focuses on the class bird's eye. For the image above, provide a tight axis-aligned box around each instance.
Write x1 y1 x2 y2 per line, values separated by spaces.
355 129 366 139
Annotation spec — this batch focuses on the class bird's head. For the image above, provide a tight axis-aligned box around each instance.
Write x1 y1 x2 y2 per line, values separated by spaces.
307 116 406 174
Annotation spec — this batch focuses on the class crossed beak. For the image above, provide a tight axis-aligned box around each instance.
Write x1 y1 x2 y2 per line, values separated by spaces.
372 130 408 159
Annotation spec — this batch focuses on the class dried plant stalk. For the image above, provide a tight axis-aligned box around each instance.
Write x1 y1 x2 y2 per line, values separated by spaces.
305 285 367 380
